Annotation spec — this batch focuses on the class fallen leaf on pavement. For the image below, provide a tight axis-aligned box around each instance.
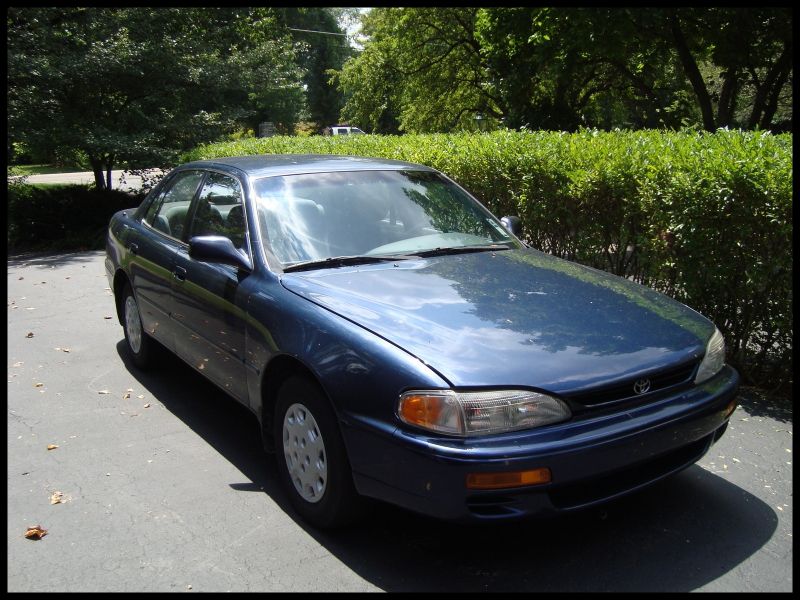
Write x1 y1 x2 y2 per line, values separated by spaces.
26 332 34 338
50 491 64 505
103 316 113 320
143 403 150 408
34 383 44 388
46 444 58 450
24 525 48 540
98 390 110 395
123 392 131 399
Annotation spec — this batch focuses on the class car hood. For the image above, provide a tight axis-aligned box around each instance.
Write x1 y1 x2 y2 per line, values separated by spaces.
280 248 713 392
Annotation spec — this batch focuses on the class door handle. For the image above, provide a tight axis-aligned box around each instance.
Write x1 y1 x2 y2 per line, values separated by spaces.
173 266 187 281
128 242 139 255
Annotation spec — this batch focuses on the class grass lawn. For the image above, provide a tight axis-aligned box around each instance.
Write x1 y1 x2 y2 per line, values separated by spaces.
10 163 88 176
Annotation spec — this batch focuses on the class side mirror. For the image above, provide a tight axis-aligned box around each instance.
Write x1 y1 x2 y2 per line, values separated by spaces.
188 235 252 272
500 216 522 237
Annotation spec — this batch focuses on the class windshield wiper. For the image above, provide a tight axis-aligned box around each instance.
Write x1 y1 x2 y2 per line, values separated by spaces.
408 244 513 258
282 254 413 273
283 245 512 272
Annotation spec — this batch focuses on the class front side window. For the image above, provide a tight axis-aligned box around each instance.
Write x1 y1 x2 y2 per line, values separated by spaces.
253 170 520 267
187 172 246 250
145 170 205 240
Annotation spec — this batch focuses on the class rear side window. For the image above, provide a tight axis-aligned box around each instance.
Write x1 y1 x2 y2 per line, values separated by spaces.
187 172 247 250
144 170 205 240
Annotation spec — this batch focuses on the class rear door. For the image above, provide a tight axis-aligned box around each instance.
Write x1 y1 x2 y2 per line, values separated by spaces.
172 170 252 404
130 169 205 349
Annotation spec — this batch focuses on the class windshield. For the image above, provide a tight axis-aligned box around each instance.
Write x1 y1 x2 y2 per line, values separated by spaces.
253 170 521 268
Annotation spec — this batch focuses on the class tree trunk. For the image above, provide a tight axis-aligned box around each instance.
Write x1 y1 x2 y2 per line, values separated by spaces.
717 69 738 128
105 157 113 191
748 42 791 129
89 155 107 190
759 44 792 130
669 12 716 131
760 66 791 130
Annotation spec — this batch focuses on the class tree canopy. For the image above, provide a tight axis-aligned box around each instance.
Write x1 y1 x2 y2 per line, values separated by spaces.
333 7 792 133
7 7 349 187
277 7 355 131
7 7 792 186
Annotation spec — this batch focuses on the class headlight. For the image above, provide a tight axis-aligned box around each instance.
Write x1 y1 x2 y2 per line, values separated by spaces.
398 389 571 436
694 327 726 384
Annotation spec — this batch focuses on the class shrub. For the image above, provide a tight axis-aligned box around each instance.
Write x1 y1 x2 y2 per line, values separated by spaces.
185 129 792 393
8 184 144 252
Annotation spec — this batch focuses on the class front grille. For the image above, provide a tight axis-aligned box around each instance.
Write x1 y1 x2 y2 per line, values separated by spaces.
566 361 698 408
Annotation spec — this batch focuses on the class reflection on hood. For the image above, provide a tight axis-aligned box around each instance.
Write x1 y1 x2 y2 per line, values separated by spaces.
281 248 712 391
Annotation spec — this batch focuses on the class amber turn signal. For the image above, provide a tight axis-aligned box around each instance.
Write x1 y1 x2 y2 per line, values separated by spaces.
466 467 551 490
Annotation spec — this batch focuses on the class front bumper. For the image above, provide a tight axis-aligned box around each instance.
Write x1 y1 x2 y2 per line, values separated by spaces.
345 365 739 521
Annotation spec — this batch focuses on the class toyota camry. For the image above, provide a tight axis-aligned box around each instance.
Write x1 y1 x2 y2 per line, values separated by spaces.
105 154 739 528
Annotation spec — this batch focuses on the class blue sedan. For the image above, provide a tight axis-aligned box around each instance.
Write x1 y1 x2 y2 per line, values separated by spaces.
105 154 739 528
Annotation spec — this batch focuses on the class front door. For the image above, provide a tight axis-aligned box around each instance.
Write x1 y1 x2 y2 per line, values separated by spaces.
130 170 206 349
172 171 251 404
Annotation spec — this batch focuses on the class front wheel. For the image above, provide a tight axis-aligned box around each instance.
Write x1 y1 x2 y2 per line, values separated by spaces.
274 375 361 528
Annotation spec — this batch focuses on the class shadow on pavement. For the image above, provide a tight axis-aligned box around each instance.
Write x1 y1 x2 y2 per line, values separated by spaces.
8 250 105 269
116 341 778 593
737 386 792 424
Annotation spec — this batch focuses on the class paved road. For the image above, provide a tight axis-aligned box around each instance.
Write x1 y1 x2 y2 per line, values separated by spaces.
7 251 793 592
19 170 161 192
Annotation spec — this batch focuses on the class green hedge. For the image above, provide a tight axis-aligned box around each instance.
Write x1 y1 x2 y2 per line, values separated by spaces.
186 130 793 392
7 184 144 252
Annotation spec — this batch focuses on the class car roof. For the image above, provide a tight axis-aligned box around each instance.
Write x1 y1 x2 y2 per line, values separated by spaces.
180 154 436 179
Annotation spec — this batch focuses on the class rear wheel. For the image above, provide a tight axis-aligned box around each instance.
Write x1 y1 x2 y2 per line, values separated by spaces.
122 283 154 369
274 375 361 528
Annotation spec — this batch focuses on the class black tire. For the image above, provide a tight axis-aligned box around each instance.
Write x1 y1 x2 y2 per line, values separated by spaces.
274 375 361 528
121 283 155 369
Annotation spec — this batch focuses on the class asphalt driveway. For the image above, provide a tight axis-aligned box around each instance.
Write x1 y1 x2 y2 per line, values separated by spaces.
6 250 793 592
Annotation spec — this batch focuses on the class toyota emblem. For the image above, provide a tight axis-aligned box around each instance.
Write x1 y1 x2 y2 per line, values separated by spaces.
633 378 651 395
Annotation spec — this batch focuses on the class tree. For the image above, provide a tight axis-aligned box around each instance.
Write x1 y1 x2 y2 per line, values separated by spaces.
7 8 305 188
331 7 792 133
664 7 793 131
335 8 497 133
329 10 403 134
276 7 354 130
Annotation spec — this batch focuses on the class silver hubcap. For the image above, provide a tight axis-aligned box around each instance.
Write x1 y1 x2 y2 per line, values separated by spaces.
124 295 143 354
283 403 327 504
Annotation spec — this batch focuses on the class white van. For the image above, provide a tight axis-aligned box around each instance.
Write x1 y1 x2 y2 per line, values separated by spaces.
324 125 365 136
